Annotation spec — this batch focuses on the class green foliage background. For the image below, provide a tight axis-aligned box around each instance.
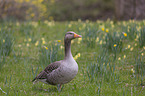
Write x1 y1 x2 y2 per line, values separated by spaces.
0 0 114 21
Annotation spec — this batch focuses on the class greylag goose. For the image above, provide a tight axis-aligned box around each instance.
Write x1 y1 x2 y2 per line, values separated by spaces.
32 31 82 91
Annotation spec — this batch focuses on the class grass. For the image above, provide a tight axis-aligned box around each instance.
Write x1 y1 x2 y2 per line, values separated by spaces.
0 19 145 96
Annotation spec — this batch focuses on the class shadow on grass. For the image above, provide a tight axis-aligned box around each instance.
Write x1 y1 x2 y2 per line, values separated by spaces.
32 86 59 93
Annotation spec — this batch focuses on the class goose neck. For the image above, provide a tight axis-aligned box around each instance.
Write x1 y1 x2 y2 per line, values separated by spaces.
64 39 73 59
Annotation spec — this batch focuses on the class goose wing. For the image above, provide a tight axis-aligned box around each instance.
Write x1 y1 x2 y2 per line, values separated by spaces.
32 61 61 82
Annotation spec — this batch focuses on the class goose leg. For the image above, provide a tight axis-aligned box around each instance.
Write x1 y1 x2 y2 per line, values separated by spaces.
57 84 62 92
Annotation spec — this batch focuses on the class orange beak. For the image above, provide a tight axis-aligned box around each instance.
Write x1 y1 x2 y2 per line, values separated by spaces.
74 33 82 38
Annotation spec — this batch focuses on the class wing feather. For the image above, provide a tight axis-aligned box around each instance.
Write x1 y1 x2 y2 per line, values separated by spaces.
32 61 61 82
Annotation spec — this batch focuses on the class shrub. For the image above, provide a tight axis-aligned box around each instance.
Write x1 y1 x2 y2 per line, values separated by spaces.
139 26 145 48
0 29 13 70
39 42 63 68
86 52 119 83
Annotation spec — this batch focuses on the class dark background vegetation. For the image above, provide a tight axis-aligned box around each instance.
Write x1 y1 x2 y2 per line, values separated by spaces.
0 0 145 21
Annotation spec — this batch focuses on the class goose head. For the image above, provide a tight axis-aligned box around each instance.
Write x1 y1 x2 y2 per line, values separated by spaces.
65 31 82 41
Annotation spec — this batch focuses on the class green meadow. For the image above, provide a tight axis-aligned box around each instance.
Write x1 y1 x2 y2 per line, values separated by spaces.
0 20 145 96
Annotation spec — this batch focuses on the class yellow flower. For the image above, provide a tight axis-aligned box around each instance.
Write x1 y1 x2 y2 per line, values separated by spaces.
35 41 39 46
123 55 126 59
31 13 35 17
101 28 104 31
42 40 46 45
60 45 64 49
77 53 81 57
78 38 82 44
105 29 109 33
16 22 20 26
74 53 81 60
26 43 29 47
41 38 45 41
128 45 131 49
71 40 74 44
58 40 61 43
18 44 22 47
96 37 99 42
99 40 102 45
78 38 82 42
130 47 134 51
111 25 114 28
28 38 32 42
44 46 48 50
118 57 121 60
74 55 78 60
114 44 117 47
68 24 72 28
123 32 127 37
131 68 135 73
3 39 5 43
141 53 144 56
135 43 137 46
86 19 89 23
143 46 145 50
79 27 82 30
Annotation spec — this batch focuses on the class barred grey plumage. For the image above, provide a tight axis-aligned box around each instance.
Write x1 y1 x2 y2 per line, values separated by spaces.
32 31 82 91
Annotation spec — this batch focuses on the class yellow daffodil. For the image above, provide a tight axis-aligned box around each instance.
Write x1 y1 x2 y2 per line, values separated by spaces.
130 47 134 51
71 40 74 44
74 55 78 60
96 37 99 42
18 44 22 47
77 53 81 57
78 38 82 44
114 44 117 47
28 38 32 42
99 40 102 45
79 27 82 30
35 41 39 46
68 24 72 28
58 40 61 43
105 29 109 33
42 40 46 45
41 38 45 41
86 19 89 23
60 45 64 49
128 45 131 49
143 46 145 50
131 68 135 73
101 28 104 31
16 22 20 26
74 53 81 60
141 53 144 56
78 38 82 42
123 32 127 37
118 57 121 60
111 25 114 28
123 55 126 59
3 39 5 43
44 46 48 50
26 43 29 47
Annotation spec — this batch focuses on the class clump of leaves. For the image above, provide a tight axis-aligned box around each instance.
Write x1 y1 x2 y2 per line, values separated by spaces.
39 42 63 68
139 26 145 48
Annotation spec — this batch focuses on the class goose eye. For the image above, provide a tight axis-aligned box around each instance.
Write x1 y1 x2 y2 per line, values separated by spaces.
69 33 73 35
